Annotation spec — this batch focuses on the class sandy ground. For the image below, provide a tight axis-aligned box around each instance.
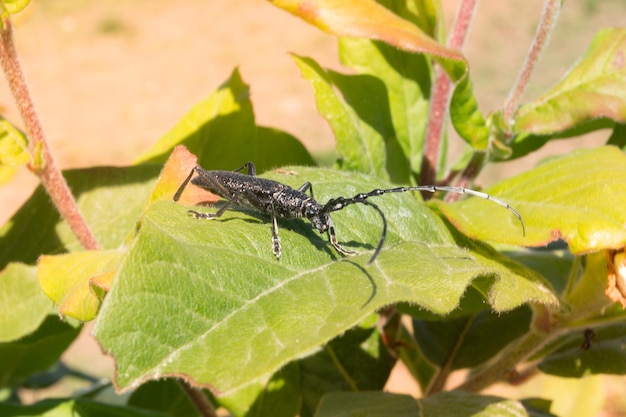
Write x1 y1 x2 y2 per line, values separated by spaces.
4 0 626 413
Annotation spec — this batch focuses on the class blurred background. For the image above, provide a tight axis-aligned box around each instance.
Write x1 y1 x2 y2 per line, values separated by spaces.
2 0 625 413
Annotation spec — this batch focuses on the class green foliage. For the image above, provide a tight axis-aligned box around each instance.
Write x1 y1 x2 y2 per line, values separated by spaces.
2 1 626 417
92 168 552 394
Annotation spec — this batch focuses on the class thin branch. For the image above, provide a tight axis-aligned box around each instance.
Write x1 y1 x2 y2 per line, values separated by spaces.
179 381 218 417
420 0 478 193
425 315 475 395
0 17 99 250
458 305 560 392
501 0 562 129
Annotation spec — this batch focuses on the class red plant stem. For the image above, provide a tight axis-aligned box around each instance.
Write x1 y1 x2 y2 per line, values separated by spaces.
420 0 477 192
501 0 561 129
0 18 99 250
420 65 449 192
445 151 485 202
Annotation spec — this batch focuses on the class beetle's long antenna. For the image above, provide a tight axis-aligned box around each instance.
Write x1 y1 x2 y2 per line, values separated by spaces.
323 197 387 265
173 167 198 202
323 185 524 264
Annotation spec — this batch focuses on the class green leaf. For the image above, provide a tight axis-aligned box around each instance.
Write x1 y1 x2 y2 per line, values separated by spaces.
606 122 626 150
244 364 302 417
338 36 430 182
216 364 301 417
0 263 51 343
413 306 531 371
450 75 490 150
135 69 313 172
0 315 80 388
315 390 553 417
438 146 626 253
128 379 199 417
293 54 388 179
0 165 160 269
0 398 175 417
502 248 574 296
564 252 616 321
514 28 626 135
299 320 394 415
539 321 626 377
255 126 315 172
93 167 554 394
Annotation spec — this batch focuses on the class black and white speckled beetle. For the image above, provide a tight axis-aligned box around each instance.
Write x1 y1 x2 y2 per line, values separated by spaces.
173 162 525 264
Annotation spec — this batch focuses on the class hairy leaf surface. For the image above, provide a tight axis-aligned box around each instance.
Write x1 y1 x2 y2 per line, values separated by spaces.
94 167 553 394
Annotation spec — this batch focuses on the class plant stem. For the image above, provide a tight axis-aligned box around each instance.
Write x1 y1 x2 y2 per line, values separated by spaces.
179 381 218 417
458 305 560 392
420 0 477 192
420 64 449 191
501 0 562 130
0 17 99 250
425 315 475 395
445 151 485 202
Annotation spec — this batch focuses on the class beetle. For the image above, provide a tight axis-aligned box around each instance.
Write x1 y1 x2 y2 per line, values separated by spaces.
173 162 525 264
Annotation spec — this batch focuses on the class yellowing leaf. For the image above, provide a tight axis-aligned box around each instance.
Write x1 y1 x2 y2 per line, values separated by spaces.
148 145 218 207
38 250 124 321
439 146 626 253
270 0 462 62
0 117 29 184
515 28 626 134
1 0 30 15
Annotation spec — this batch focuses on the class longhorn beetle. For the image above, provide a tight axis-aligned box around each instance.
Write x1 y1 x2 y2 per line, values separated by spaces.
173 162 525 264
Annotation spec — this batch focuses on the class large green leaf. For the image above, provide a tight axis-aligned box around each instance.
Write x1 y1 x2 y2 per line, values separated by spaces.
315 390 555 417
439 146 626 253
513 29 626 136
0 263 50 343
135 68 313 173
93 167 554 394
